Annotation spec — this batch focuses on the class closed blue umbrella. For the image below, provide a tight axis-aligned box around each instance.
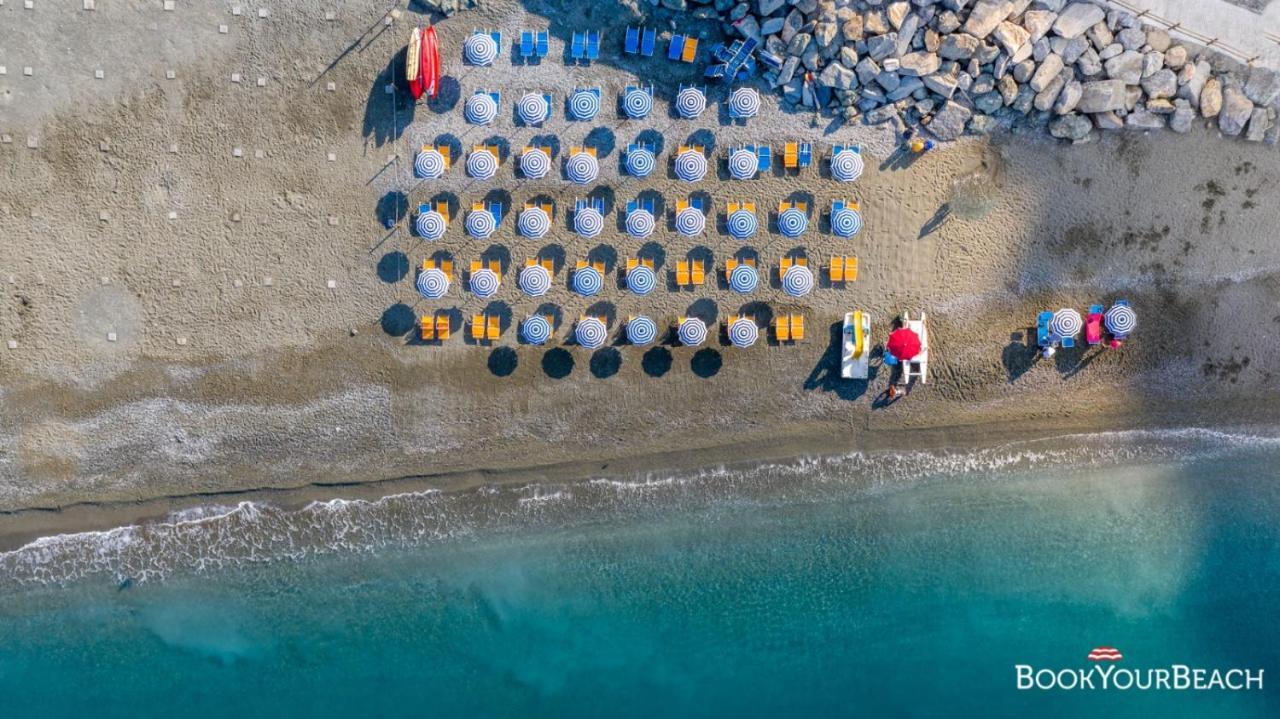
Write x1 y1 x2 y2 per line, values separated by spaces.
674 149 707 182
782 264 814 297
778 207 808 238
622 87 652 119
470 267 500 298
627 264 657 295
574 205 604 238
831 148 864 182
566 151 599 184
464 93 498 125
728 264 758 293
573 266 603 296
415 209 446 240
625 208 655 239
678 317 708 346
521 314 552 344
675 86 706 119
466 208 497 239
518 264 551 297
416 268 449 299
626 147 656 177
831 206 863 238
575 317 608 349
569 89 600 120
728 317 758 348
626 315 658 345
517 93 549 125
727 209 757 239
675 207 705 236
1104 304 1137 336
414 148 446 179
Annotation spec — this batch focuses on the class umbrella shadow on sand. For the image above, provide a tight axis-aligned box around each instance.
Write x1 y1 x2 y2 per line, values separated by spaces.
802 320 872 401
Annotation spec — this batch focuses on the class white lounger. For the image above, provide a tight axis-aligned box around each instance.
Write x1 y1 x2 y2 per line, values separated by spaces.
841 310 871 380
902 311 928 385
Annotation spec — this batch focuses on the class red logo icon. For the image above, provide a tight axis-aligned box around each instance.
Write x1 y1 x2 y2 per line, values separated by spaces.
1087 647 1123 662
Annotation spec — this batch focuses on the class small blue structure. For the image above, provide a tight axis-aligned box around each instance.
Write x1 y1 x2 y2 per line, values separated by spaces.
571 31 601 63
519 30 549 61
704 38 757 82
1036 311 1054 348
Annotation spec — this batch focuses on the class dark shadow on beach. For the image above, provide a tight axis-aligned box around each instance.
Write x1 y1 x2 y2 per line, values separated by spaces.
542 347 574 378
802 320 869 401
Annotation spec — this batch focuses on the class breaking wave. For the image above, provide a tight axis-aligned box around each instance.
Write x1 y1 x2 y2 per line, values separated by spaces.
2 426 1277 587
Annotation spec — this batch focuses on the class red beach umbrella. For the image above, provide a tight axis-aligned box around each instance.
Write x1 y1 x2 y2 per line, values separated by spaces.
886 328 921 361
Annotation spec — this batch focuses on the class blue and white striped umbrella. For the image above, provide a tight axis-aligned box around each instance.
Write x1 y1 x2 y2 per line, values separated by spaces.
675 87 706 119
678 317 708 346
518 264 552 297
470 267 500 298
728 88 760 119
778 208 808 238
782 264 814 297
466 208 497 239
572 266 604 296
1104 304 1137 336
574 206 604 238
415 209 447 240
1051 308 1083 338
517 93 549 125
520 148 551 179
727 209 757 239
728 149 757 180
575 317 608 349
831 148 864 182
625 208 655 239
414 148 446 179
627 264 657 295
831 206 863 238
521 315 552 345
566 151 599 184
518 207 551 238
626 148 656 177
674 149 707 182
626 315 658 345
728 264 758 293
622 87 652 119
569 89 600 120
416 268 449 299
465 93 498 125
466 149 498 180
729 317 759 348
464 33 498 66
675 206 705 237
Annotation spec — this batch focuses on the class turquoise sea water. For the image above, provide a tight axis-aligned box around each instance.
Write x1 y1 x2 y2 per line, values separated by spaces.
1 429 1279 717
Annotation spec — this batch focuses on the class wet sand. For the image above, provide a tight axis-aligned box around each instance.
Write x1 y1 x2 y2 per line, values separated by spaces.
2 1 1280 542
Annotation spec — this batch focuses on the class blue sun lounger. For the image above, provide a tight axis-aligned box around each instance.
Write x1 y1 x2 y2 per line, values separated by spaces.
668 35 684 61
586 31 600 61
797 142 813 168
690 196 706 212
626 197 655 215
625 26 639 54
520 30 549 61
1036 311 1053 347
641 27 656 57
576 197 605 215
571 32 587 61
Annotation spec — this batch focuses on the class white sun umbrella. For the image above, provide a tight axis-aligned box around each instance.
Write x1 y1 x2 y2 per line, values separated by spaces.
778 207 808 238
626 147 657 177
572 265 604 296
728 148 757 180
1104 304 1137 336
831 148 864 182
520 147 552 179
831 205 863 238
466 208 497 239
627 264 657 295
626 315 658 345
518 206 551 238
575 317 608 349
569 88 600 120
674 149 707 182
415 208 447 240
728 87 760 119
469 267 500 298
625 208 655 239
678 317 708 346
675 86 706 119
622 87 653 119
464 93 498 125
464 33 498 66
566 151 599 184
728 264 758 293
574 205 604 238
517 92 549 125
466 149 499 180
727 208 757 240
782 264 814 297
521 315 552 345
414 147 446 179
416 268 449 299
1051 308 1083 339
728 317 759 348
675 206 705 237
518 264 552 297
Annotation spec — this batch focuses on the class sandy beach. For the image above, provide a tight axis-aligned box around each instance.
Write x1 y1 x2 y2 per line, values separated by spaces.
3 0 1280 545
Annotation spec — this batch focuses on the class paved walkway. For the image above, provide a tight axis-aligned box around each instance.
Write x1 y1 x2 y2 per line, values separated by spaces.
1100 0 1280 69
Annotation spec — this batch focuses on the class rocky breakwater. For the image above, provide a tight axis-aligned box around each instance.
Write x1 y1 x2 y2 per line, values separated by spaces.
711 0 1279 143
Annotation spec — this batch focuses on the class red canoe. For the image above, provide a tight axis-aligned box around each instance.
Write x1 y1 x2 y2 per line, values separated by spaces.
421 26 440 100
406 27 424 100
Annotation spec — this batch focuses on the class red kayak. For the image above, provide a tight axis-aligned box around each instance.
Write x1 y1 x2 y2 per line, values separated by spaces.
421 26 440 100
406 27 424 100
